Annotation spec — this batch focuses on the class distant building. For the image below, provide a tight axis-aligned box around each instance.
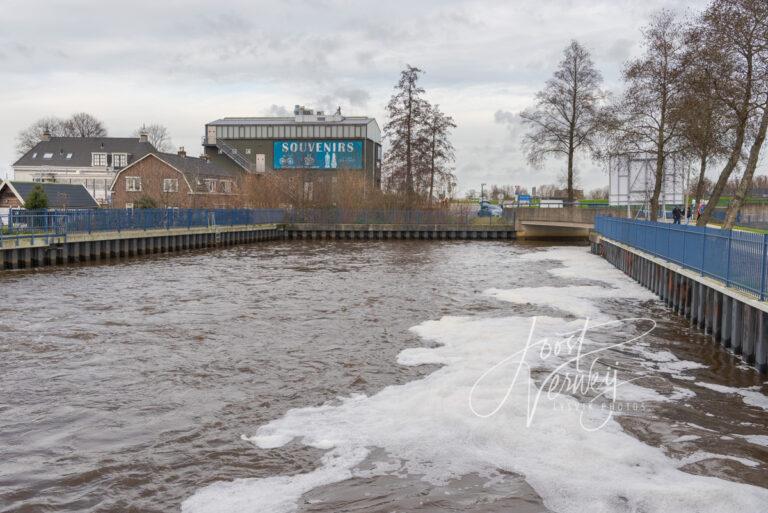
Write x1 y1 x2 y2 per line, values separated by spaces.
109 149 243 209
202 105 382 200
12 132 156 204
0 181 99 211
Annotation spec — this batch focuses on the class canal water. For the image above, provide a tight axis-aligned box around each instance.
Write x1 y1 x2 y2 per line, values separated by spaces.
0 241 766 512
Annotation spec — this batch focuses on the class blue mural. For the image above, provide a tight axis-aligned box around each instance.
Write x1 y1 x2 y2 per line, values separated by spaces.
274 140 364 170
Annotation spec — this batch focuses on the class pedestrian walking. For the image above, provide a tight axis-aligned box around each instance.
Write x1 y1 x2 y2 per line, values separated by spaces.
672 206 681 224
685 205 692 224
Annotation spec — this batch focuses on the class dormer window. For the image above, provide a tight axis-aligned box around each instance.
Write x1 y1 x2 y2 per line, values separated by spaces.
112 153 127 168
66 153 73 159
92 152 107 166
31 153 37 159
43 153 53 159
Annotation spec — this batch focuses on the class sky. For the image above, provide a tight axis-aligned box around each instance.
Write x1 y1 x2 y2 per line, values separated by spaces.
0 0 711 195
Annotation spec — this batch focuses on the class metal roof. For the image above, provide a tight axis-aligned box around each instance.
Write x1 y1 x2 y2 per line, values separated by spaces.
207 117 374 126
2 181 99 209
13 137 156 168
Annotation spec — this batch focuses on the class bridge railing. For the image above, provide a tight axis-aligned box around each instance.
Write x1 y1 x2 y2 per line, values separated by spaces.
286 207 511 226
595 216 768 300
1 208 287 239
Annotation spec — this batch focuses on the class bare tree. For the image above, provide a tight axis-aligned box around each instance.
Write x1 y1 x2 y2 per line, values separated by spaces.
520 40 606 202
383 65 428 203
696 0 768 226
679 27 732 214
134 123 173 152
62 112 107 137
588 185 609 200
608 10 687 222
15 117 66 155
416 103 457 204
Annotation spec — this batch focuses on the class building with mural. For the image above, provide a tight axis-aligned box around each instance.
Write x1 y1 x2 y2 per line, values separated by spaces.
202 106 381 202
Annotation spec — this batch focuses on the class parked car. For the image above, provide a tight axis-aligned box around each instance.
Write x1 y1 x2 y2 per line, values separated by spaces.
477 201 503 217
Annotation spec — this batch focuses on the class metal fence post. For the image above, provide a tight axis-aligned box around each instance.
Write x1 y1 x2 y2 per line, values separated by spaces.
760 233 768 301
725 229 732 287
701 228 707 276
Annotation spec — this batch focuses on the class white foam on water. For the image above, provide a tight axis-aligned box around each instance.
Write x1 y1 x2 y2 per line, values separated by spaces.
182 247 768 513
695 382 768 411
676 451 761 468
673 435 701 443
739 434 768 447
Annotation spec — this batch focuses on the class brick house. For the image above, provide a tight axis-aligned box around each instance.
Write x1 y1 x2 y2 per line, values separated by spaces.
110 149 243 209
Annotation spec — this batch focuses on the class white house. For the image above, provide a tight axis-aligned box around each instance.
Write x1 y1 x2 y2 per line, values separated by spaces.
12 132 156 204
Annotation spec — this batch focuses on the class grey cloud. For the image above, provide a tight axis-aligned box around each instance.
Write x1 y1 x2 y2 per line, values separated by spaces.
265 104 291 117
494 110 517 124
604 38 634 64
334 88 370 107
0 0 713 195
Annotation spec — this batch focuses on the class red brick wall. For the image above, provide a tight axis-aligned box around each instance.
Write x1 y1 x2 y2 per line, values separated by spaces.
0 186 22 208
110 155 240 209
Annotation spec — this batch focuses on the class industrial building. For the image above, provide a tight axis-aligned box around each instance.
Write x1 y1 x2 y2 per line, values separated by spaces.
203 106 381 200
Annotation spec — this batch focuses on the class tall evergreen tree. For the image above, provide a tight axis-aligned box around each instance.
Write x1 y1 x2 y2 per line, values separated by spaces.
417 104 457 203
383 65 428 203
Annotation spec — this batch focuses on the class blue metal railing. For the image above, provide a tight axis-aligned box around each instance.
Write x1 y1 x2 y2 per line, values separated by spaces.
595 216 768 300
0 208 287 245
286 207 502 226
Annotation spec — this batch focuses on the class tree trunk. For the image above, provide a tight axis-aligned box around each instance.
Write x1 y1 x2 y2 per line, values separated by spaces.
696 122 747 226
723 103 768 229
428 134 436 205
650 152 665 222
694 154 707 213
698 57 753 227
567 146 575 203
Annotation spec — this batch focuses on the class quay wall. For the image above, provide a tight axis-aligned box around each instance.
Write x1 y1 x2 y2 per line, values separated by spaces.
283 224 516 241
592 234 768 374
0 224 282 271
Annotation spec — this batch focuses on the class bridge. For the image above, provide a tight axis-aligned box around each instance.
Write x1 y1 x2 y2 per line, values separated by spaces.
512 207 613 239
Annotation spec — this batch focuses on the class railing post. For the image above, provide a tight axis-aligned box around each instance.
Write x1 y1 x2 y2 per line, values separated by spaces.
760 233 768 301
701 228 707 277
725 229 732 287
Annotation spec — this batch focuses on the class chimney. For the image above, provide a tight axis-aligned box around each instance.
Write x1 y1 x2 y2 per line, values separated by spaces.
41 130 51 142
177 146 187 158
199 154 210 162
139 132 149 143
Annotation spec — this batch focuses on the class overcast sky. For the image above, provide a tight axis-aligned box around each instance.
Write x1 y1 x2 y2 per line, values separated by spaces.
0 0 710 194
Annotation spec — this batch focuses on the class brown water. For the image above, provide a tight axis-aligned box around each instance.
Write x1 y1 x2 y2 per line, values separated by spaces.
0 241 766 512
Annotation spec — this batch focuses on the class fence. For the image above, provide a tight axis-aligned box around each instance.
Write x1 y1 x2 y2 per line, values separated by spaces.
286 207 513 226
595 216 768 300
1 208 286 242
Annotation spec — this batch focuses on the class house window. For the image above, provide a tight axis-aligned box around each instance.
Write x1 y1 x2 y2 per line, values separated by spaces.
32 153 37 159
43 153 53 159
204 179 216 192
125 176 141 192
112 153 127 167
245 148 252 154
125 203 134 209
220 180 232 194
66 153 73 159
163 178 179 193
92 153 107 166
